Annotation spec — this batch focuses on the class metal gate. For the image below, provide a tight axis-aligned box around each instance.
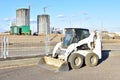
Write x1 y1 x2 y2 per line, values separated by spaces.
0 35 58 59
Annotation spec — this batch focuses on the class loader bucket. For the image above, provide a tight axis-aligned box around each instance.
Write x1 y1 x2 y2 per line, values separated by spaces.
39 56 69 71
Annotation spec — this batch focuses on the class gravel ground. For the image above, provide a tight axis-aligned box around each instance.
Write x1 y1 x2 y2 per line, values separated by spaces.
0 56 120 80
0 36 120 80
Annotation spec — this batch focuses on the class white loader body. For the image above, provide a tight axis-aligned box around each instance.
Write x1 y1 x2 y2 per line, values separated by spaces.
52 31 102 61
39 28 102 71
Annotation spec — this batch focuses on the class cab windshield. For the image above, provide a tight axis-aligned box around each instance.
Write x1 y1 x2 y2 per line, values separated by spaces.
62 29 74 48
62 28 90 48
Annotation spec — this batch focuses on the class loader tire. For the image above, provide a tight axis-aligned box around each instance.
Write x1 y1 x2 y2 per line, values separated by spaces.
68 53 84 69
85 53 98 67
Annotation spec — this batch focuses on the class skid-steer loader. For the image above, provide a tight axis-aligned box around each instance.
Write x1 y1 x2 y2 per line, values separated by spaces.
39 28 102 71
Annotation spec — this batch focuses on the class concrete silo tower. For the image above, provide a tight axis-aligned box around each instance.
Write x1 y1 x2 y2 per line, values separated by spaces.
37 14 50 34
16 7 30 35
16 8 30 26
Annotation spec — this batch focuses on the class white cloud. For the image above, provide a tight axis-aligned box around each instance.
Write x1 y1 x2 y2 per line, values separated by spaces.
80 11 89 15
3 17 16 22
0 24 10 32
0 17 15 32
85 16 91 20
30 19 37 33
30 23 37 33
30 19 36 23
56 14 66 18
3 18 10 21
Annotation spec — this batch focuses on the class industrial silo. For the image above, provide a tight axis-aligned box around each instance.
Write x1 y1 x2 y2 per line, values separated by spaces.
16 7 30 35
37 14 50 35
16 8 30 26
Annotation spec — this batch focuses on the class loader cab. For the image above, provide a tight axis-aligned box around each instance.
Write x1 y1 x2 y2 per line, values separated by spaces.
62 28 90 48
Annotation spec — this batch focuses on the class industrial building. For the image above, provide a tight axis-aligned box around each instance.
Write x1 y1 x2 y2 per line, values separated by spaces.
37 14 50 35
10 26 20 35
10 6 51 35
10 7 31 35
16 8 30 26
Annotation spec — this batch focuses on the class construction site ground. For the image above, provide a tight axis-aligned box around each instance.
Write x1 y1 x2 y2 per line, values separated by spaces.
0 34 120 80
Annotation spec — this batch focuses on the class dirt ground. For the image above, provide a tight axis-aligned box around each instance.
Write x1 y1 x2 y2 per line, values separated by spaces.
0 56 120 80
0 34 120 80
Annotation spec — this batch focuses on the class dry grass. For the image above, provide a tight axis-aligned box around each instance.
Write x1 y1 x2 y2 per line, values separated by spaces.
102 39 120 43
0 34 120 44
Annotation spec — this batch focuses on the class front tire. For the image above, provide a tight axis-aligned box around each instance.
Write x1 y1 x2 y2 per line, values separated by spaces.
68 53 84 69
85 53 99 67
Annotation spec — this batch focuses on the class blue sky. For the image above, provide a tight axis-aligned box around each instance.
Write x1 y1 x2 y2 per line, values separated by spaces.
0 0 120 32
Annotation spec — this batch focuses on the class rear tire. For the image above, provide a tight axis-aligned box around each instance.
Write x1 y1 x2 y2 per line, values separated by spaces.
68 53 84 69
85 53 99 67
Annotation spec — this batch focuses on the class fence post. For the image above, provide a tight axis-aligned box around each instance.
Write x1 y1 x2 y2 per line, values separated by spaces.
1 37 3 58
6 36 9 57
1 36 9 59
45 35 50 55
